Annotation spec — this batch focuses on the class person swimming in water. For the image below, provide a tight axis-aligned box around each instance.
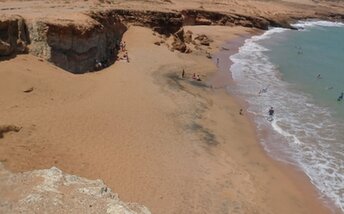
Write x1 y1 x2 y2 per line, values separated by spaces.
337 92 344 101
258 85 270 95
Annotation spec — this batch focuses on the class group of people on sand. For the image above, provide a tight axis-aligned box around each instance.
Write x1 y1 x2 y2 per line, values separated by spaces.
94 40 130 71
122 52 130 63
181 69 202 81
192 73 202 81
120 41 126 51
118 41 130 63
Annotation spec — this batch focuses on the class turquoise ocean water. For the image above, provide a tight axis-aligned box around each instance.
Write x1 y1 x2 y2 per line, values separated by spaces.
229 21 344 212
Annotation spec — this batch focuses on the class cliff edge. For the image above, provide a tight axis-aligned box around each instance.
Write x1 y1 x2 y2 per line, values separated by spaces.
1 0 344 73
0 163 151 214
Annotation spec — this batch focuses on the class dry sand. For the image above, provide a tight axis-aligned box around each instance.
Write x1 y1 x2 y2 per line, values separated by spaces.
0 24 338 213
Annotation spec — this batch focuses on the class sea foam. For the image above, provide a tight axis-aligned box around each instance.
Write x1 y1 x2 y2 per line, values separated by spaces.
229 24 344 212
292 20 344 28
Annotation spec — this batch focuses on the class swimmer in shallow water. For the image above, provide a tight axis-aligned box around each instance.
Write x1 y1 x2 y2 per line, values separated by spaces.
267 107 274 122
337 92 344 101
258 85 270 95
269 107 274 116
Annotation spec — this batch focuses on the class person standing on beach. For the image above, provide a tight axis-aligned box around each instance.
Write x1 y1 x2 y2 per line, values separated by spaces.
123 42 127 51
123 52 129 63
269 107 274 116
216 58 219 67
182 69 185 78
267 107 274 122
196 75 202 81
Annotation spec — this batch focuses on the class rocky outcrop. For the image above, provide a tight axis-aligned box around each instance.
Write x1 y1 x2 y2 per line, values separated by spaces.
2 8 344 73
183 30 193 44
263 16 298 29
26 15 127 73
89 10 183 36
0 163 151 214
1 8 293 67
181 10 270 30
25 9 183 73
0 9 271 72
0 15 30 57
171 37 187 52
194 34 212 46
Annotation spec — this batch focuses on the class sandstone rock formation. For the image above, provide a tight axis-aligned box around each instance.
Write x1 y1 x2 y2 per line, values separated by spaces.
0 15 30 57
183 30 193 44
181 10 270 30
0 163 151 214
96 10 183 36
194 34 212 46
171 37 187 52
1 8 344 73
25 14 127 73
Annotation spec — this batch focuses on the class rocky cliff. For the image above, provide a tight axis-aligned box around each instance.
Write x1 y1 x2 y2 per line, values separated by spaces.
181 9 270 29
0 15 30 57
1 8 344 73
25 15 127 73
0 163 151 214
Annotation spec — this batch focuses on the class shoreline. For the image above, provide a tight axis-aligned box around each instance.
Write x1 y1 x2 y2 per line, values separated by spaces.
0 25 341 214
213 33 341 213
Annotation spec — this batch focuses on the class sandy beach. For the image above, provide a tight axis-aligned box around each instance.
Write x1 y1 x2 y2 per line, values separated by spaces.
0 24 338 213
1 0 344 213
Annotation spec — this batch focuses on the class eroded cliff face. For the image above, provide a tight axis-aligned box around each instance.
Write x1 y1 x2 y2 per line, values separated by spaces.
12 10 183 73
0 9 269 73
181 9 271 29
47 21 126 73
0 15 30 57
1 8 344 73
25 15 127 73
0 163 151 214
89 10 184 36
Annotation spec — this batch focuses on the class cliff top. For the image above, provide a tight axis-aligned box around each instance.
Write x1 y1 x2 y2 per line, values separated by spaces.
1 0 344 24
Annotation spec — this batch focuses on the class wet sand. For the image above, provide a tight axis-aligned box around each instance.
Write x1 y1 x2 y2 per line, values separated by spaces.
0 25 337 213
210 36 341 213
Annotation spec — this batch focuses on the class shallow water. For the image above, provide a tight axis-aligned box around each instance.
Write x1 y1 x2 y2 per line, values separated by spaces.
229 21 344 212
